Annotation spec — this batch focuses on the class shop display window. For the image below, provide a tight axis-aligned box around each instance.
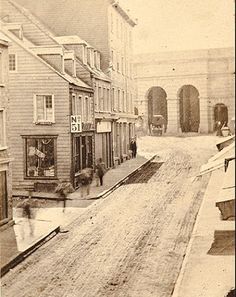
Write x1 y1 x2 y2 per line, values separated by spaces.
25 137 56 178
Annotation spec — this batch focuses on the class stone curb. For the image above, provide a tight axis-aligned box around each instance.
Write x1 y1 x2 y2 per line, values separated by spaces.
88 154 157 200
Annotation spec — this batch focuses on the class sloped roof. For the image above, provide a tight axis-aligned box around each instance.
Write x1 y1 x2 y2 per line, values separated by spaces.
0 25 92 90
55 35 89 47
0 31 10 45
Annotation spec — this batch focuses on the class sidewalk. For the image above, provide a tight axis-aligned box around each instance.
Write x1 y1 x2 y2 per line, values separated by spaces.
67 155 151 205
172 168 235 297
1 154 153 276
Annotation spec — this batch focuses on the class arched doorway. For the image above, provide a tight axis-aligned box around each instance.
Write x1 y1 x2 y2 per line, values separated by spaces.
147 87 168 132
214 103 228 130
178 85 200 132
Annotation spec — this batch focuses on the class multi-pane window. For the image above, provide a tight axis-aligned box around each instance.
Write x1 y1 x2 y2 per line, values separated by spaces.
103 87 106 111
9 54 17 72
107 89 110 111
111 88 115 111
84 96 90 122
122 91 125 112
34 95 54 123
25 137 56 178
118 89 121 111
0 109 6 148
98 87 103 111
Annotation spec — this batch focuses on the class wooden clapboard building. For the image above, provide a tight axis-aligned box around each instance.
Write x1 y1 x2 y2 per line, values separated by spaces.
0 32 14 228
0 9 95 191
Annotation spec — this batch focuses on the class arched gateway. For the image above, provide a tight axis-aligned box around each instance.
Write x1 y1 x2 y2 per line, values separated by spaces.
214 103 228 130
147 87 168 132
178 85 200 132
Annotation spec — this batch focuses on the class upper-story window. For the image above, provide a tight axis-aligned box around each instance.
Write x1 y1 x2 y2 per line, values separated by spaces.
111 13 113 33
83 46 88 65
84 96 90 122
121 57 124 75
111 50 114 70
0 109 6 149
34 95 55 123
72 94 83 118
117 54 120 72
96 52 101 70
9 54 17 72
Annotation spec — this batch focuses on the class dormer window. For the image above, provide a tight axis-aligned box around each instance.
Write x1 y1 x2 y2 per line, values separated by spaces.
3 23 23 40
97 52 101 70
83 46 87 65
87 48 94 68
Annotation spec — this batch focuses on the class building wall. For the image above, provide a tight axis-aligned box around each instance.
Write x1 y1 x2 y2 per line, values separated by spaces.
8 38 72 189
0 39 13 228
0 0 56 46
134 48 235 133
12 0 110 70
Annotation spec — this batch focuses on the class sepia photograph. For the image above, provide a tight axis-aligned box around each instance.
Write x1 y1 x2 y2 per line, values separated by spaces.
0 0 235 296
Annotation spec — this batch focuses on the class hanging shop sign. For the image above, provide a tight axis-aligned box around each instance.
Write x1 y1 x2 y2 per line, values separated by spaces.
71 115 82 133
96 121 112 133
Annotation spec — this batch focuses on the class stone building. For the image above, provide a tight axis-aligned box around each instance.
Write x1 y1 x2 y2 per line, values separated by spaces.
0 31 13 229
134 47 235 134
12 0 137 163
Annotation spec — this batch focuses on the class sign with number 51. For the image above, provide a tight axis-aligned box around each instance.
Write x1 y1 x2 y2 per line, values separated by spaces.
71 115 82 133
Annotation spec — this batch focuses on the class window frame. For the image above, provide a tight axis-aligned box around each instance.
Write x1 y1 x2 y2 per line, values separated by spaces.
9 53 17 73
33 94 55 124
23 135 58 180
0 108 7 150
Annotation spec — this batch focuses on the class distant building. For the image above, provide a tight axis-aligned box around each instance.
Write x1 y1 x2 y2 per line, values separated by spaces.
11 0 138 163
134 48 235 134
0 32 13 228
54 35 114 169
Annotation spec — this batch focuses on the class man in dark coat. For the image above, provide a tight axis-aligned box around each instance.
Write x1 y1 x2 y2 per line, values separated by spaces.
95 158 106 186
130 138 137 158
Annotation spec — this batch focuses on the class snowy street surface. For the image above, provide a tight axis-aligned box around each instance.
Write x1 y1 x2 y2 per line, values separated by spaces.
2 135 219 297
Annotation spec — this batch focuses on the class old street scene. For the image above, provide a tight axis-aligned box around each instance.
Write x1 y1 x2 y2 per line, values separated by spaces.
0 0 235 296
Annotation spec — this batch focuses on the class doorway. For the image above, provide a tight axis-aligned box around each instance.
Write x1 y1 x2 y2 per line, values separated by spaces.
147 87 168 132
178 85 200 132
214 103 228 130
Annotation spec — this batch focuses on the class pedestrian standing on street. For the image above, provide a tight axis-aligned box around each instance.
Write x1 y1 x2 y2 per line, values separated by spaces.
95 158 106 186
130 137 137 158
79 168 93 198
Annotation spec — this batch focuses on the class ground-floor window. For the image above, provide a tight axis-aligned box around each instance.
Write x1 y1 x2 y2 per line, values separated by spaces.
24 136 57 178
0 171 8 221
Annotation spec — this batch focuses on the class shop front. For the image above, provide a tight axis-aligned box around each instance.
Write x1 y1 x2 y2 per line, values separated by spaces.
0 155 13 228
72 122 95 189
95 121 113 169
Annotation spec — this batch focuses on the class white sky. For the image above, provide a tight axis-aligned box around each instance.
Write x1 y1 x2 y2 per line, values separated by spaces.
119 0 235 54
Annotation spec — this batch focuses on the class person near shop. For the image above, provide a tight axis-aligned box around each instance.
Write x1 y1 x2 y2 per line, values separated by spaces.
130 138 137 158
79 168 93 198
95 158 106 186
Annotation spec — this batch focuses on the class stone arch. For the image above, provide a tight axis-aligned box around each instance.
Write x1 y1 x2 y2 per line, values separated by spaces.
213 103 228 130
178 85 200 132
146 86 168 132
